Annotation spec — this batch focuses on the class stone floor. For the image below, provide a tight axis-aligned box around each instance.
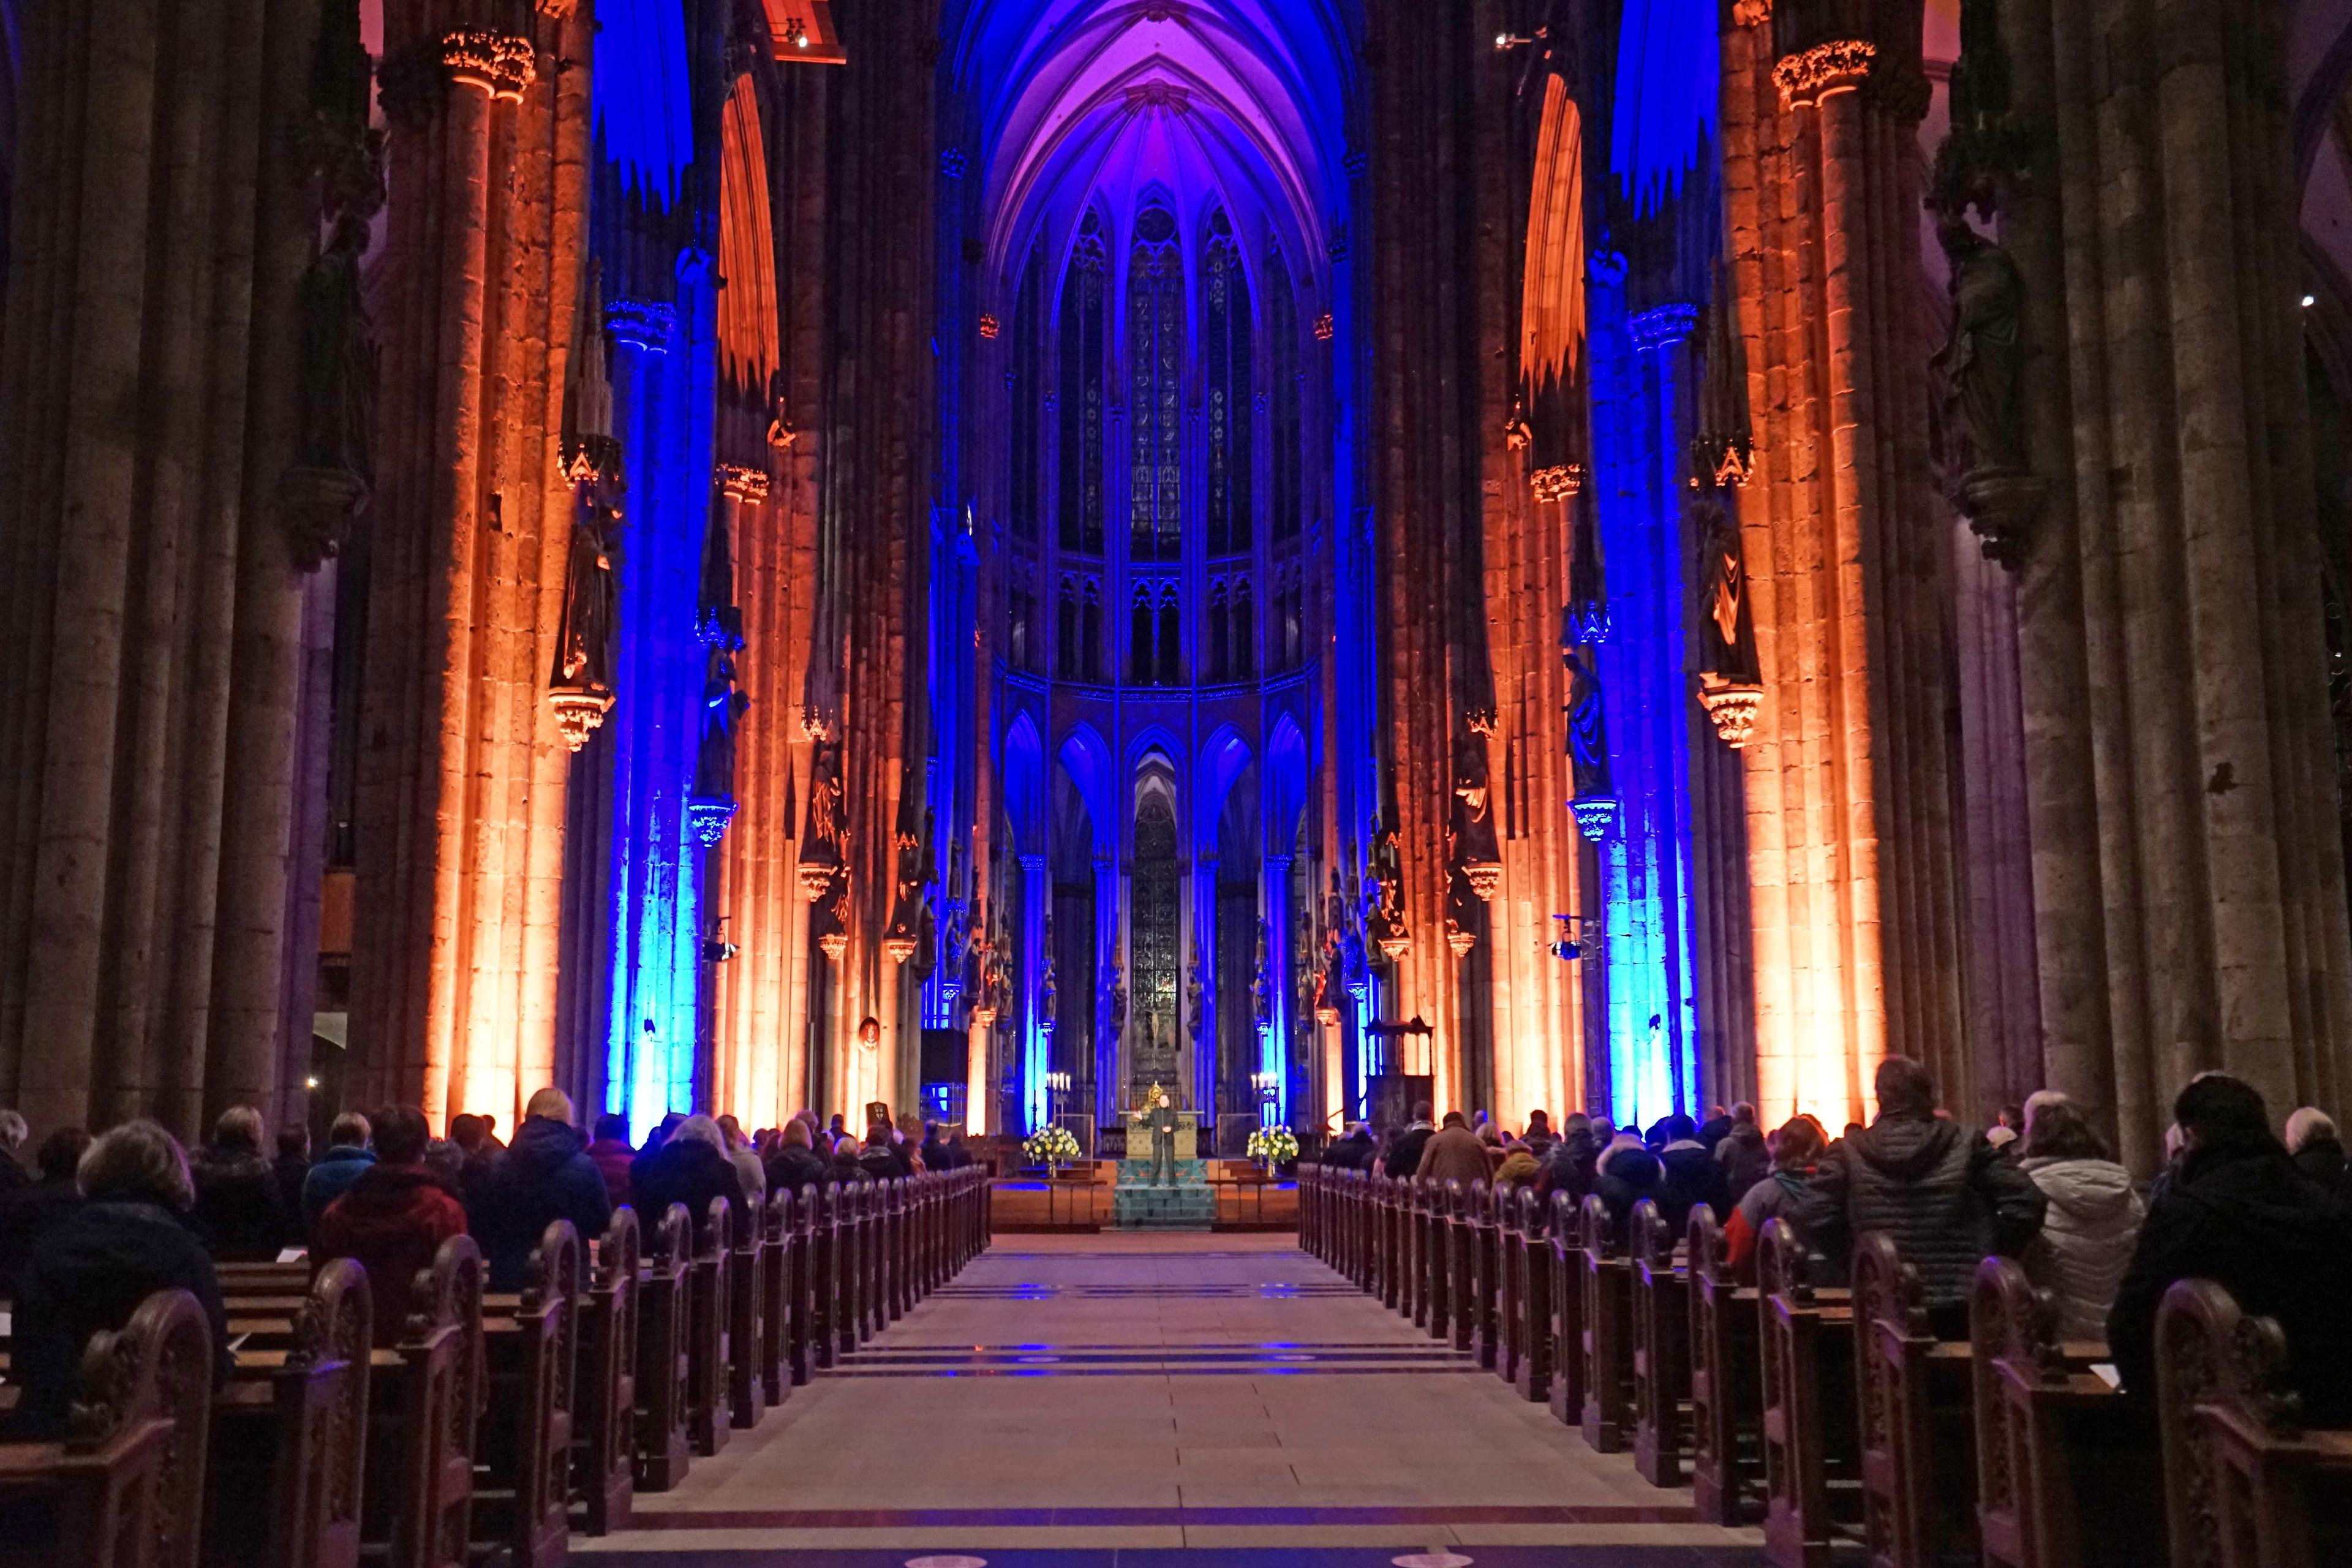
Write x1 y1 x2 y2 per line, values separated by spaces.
578 1232 1768 1567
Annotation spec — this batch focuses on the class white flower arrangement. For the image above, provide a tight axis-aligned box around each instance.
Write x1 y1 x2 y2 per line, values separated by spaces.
1246 1126 1299 1166
1024 1124 1082 1172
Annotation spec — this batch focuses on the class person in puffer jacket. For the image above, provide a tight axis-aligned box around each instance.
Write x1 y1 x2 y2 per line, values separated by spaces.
2016 1101 2143 1341
1723 1115 1826 1282
1796 1056 2046 1333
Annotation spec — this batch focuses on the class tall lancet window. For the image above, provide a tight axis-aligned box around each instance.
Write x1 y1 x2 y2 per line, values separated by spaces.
1267 240 1303 546
1058 211 1107 554
1010 242 1047 543
1128 201 1183 563
1203 209 1253 556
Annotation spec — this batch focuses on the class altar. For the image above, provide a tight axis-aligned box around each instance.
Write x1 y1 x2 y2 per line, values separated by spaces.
1112 1089 1213 1229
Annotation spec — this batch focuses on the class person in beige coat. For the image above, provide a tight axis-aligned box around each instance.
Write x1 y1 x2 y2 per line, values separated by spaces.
1418 1112 1492 1191
2018 1101 2144 1342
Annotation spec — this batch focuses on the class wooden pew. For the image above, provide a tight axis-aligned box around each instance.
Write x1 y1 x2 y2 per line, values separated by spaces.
472 1221 578 1568
1852 1231 1974 1568
685 1198 732 1457
632 1204 691 1491
0 1288 216 1568
1579 1193 1634 1453
809 1184 839 1373
1548 1191 1587 1427
1758 1217 1858 1568
1419 1178 1446 1338
1629 1197 1688 1487
2155 1277 2352 1568
364 1235 484 1568
835 1183 862 1359
204 1258 371 1568
1512 1188 1552 1403
1688 1204 1762 1526
757 1190 792 1409
576 1207 638 1535
1446 1180 1476 1353
1495 1185 1526 1385
728 1189 765 1431
1969 1256 2160 1568
786 1186 818 1386
1469 1180 1501 1371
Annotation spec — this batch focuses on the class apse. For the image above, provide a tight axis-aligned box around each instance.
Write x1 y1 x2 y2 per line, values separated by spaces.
960 0 1355 1142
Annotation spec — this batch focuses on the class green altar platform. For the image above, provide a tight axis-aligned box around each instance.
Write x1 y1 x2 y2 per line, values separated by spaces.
1113 1106 1212 1229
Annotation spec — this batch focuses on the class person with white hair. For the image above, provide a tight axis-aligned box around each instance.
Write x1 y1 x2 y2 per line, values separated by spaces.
2286 1107 2347 1198
463 1087 613 1291
0 1108 31 1193
190 1103 293 1261
5 1120 229 1438
628 1112 749 1239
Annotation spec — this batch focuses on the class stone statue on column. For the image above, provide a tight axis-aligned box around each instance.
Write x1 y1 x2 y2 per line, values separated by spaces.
1105 950 1129 1045
1185 938 1204 1041
1564 650 1611 800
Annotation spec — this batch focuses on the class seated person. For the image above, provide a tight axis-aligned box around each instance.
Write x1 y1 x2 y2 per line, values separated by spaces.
630 1114 749 1236
189 1104 292 1262
315 1105 469 1346
463 1087 612 1291
0 1126 92 1298
765 1117 832 1198
2107 1074 2352 1421
7 1120 229 1438
301 1111 375 1237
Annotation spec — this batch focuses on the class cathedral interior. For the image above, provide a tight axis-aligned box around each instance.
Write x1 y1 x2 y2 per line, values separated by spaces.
4 0 2352 1168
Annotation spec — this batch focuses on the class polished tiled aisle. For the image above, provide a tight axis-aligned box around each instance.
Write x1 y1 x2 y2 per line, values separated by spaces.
579 1232 1766 1566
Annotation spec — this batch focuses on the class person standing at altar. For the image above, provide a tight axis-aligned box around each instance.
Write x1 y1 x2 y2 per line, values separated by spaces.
1149 1091 1178 1186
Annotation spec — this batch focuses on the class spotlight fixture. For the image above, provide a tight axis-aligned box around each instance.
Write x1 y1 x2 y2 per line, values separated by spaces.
1495 32 1532 50
2303 293 2317 309
304 1076 320 1091
704 919 739 964
1547 913 1583 963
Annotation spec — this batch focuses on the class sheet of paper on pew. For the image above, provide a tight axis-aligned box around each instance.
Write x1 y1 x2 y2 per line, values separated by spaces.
276 1247 307 1263
2090 1363 2120 1390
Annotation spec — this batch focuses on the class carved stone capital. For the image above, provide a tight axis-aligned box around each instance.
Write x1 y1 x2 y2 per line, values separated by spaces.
1531 464 1580 505
606 296 677 353
716 463 771 503
1948 467 2046 571
1732 0 1771 24
1629 302 1698 350
441 28 536 100
277 464 371 572
1697 675 1766 749
1773 39 1877 109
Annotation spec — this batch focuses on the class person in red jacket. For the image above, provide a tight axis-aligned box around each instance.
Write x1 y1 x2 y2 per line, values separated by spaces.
1722 1115 1826 1283
315 1104 468 1345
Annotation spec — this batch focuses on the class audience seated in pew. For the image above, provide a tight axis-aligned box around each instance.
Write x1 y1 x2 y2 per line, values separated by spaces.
1797 1056 2046 1336
190 1105 293 1262
766 1118 831 1196
0 1110 29 1194
314 1103 469 1344
1384 1102 1438 1179
2285 1105 2348 1200
1417 1111 1491 1190
718 1116 769 1205
634 1114 748 1226
6 1119 228 1438
1590 1135 1669 1249
586 1112 636 1207
2106 1072 2352 1422
1715 1104 1770 1197
1537 1114 1602 1205
300 1111 374 1237
1722 1116 1824 1283
2015 1100 2143 1342
466 1087 613 1291
0 1127 91 1299
918 1121 953 1175
272 1125 311 1230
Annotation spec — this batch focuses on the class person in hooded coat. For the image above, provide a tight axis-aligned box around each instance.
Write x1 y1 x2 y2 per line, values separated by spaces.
190 1105 293 1261
1796 1056 2046 1332
0 1126 90 1298
1655 1114 1727 1232
1591 1136 1672 1248
1323 1124 1377 1172
301 1112 376 1237
766 1118 833 1198
1724 1117 1827 1282
1537 1119 1603 1206
2016 1101 2144 1342
1715 1118 1771 1204
632 1115 750 1238
464 1088 613 1290
2284 1107 2348 1199
1384 1103 1439 1179
585 1113 637 1208
7 1120 229 1439
2108 1075 2352 1421
315 1106 469 1345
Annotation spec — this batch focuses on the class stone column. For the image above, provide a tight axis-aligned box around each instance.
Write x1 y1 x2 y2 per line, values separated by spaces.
1018 852 1049 1133
1093 846 1120 1121
1193 853 1219 1117
1719 5 1966 1126
1263 853 1295 1120
0 0 345 1136
1989 0 2352 1159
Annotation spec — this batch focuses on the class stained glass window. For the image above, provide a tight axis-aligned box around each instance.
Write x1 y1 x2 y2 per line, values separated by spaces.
1130 794 1181 1092
1058 212 1107 554
1204 210 1253 556
1268 239 1303 545
1011 242 1046 542
1129 202 1183 564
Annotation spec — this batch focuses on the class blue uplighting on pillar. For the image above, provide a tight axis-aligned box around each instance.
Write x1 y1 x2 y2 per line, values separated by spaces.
1610 0 1719 217
1586 260 1705 1132
601 266 722 1143
592 0 693 208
